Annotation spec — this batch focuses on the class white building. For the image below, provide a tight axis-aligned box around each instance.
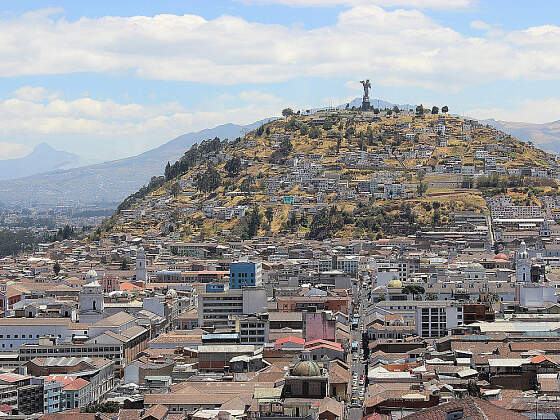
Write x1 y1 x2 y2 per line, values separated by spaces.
519 285 556 308
135 247 147 283
416 302 461 338
0 318 87 350
79 274 105 324
198 287 267 328
516 241 531 283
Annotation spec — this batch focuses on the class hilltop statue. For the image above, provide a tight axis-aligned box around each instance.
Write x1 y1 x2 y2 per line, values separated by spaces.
360 79 372 110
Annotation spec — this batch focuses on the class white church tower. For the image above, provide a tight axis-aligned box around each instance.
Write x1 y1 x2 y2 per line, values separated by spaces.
136 247 148 283
516 241 531 283
79 270 105 323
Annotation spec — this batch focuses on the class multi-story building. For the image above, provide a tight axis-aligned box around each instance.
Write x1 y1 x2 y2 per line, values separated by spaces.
24 357 114 404
198 286 267 328
0 318 87 351
20 338 124 368
43 380 63 414
229 261 262 289
416 302 461 338
231 313 270 344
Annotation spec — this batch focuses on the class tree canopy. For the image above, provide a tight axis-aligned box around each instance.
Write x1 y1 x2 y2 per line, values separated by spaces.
195 165 221 194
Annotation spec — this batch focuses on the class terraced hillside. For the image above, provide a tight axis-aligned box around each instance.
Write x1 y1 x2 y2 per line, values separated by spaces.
99 108 560 242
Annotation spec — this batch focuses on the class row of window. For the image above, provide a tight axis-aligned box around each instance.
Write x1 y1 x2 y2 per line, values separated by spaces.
21 346 120 353
0 334 61 339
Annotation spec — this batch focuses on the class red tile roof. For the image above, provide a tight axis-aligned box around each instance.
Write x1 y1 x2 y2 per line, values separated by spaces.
531 354 557 365
305 339 343 350
63 378 90 391
275 336 305 346
402 397 526 420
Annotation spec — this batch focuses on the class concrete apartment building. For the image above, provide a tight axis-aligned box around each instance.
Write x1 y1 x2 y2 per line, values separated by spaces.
198 286 267 328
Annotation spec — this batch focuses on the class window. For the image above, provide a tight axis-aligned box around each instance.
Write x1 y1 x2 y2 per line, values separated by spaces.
446 410 464 420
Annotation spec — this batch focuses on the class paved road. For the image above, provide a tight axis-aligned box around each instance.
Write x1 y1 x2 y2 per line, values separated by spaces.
347 276 369 420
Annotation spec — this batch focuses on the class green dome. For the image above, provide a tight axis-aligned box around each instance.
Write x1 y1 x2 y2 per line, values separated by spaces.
292 360 321 377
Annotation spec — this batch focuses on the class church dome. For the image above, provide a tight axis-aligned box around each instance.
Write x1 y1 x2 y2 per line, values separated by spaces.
387 279 403 288
85 269 98 279
494 253 509 261
166 289 178 298
292 360 321 377
465 262 484 271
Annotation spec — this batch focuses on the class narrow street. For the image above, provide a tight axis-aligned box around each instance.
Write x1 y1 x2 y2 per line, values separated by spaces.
348 276 369 420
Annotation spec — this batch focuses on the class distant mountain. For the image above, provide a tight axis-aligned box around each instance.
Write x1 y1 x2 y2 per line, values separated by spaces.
312 97 415 113
344 97 415 111
0 143 78 181
0 120 273 206
481 119 560 156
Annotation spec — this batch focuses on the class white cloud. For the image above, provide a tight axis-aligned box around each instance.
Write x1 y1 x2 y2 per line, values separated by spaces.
0 87 286 159
466 98 560 125
237 0 476 9
470 20 492 30
344 80 363 91
0 142 32 160
12 86 60 101
0 7 558 92
239 90 281 103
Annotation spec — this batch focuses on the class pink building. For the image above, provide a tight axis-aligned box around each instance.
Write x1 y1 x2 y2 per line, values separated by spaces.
304 312 336 342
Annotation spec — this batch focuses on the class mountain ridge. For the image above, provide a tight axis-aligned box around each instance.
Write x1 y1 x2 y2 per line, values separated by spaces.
1 98 559 208
0 143 79 181
0 119 273 206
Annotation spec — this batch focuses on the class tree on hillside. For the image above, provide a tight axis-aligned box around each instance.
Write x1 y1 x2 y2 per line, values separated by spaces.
392 105 400 114
432 106 439 114
415 104 424 117
282 108 294 117
170 182 180 197
240 176 255 192
195 165 221 194
442 105 449 114
307 206 352 240
265 207 274 225
417 182 428 197
432 208 442 225
165 161 172 180
417 170 426 181
280 136 293 153
308 126 322 139
225 156 242 176
53 261 61 276
334 136 342 154
247 206 262 238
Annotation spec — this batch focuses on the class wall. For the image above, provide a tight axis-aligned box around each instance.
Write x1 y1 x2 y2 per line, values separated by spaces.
304 312 336 342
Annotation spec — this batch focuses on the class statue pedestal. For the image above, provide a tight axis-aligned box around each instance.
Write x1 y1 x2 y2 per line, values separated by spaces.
361 98 371 111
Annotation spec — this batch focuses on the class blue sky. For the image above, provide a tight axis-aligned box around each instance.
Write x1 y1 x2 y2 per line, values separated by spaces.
0 0 559 162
